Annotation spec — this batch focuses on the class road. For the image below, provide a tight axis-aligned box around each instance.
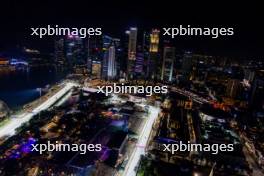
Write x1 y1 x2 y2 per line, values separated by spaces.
243 146 264 176
122 105 160 176
241 134 264 176
170 87 210 104
0 82 76 138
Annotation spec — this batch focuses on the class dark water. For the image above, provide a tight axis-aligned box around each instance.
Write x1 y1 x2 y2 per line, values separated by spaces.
0 66 67 109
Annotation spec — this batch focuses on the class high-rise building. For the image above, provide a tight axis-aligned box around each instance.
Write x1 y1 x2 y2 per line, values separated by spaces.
107 46 116 79
65 35 86 68
87 36 103 75
54 38 65 65
102 35 119 80
161 46 175 82
127 27 137 60
149 29 159 53
91 60 102 78
147 29 160 80
102 35 113 79
142 31 150 77
182 51 193 78
135 51 144 75
126 27 137 78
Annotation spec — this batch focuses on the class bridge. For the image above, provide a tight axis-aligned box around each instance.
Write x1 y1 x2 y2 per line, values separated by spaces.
170 87 211 104
0 82 77 139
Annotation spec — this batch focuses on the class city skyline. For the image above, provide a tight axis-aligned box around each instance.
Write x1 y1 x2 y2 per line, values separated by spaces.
0 1 263 58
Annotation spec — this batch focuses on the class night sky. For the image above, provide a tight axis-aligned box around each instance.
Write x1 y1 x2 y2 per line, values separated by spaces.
0 0 263 58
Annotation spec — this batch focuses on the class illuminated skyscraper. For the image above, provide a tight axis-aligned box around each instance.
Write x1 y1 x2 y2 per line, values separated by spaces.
107 46 116 79
126 27 137 78
142 31 150 76
128 27 137 60
149 29 159 53
161 46 175 82
87 36 103 75
102 35 119 80
147 29 160 80
102 35 112 79
135 51 144 75
92 60 102 78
